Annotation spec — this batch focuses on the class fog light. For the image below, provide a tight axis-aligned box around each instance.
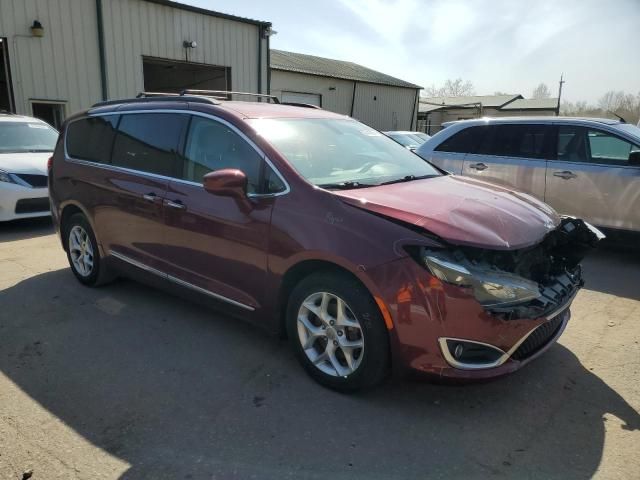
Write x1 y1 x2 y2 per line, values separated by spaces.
439 338 506 370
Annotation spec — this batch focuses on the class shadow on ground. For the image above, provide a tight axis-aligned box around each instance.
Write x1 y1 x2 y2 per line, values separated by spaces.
581 244 640 300
1 268 638 479
0 217 54 243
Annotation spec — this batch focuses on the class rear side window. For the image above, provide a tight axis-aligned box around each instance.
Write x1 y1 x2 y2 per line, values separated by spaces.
435 126 482 153
111 113 188 177
476 124 549 158
66 115 119 163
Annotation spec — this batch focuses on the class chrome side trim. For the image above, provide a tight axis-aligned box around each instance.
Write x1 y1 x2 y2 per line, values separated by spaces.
110 250 167 278
63 109 290 197
109 250 255 311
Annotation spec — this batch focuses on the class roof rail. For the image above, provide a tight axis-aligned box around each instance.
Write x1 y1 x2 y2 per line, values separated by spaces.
180 89 280 103
91 92 221 108
280 102 322 109
136 91 180 98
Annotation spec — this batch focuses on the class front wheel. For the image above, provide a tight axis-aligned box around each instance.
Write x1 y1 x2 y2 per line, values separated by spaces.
286 272 390 392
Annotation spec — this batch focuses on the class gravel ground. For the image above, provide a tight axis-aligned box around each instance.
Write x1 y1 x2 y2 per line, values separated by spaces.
1 218 639 480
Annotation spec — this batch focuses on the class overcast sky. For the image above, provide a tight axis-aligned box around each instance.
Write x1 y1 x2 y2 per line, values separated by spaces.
184 0 639 103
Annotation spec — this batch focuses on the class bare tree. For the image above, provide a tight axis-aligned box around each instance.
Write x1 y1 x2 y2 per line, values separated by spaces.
425 78 475 97
531 83 551 99
598 91 622 111
562 91 639 124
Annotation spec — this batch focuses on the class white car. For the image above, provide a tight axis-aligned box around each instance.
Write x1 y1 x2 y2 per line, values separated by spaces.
0 114 58 221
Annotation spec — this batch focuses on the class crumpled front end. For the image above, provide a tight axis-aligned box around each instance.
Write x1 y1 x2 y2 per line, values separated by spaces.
372 217 603 379
429 217 604 321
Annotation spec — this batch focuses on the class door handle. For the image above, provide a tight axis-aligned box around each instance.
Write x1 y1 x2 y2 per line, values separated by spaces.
553 170 577 180
142 192 158 202
164 199 186 210
469 162 488 171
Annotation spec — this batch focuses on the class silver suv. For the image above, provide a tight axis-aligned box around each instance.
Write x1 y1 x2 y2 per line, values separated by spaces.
416 117 640 233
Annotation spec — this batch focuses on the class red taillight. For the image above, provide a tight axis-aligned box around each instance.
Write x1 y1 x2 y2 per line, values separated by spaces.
47 156 53 171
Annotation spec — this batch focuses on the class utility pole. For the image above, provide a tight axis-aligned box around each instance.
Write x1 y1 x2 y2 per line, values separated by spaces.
556 73 565 116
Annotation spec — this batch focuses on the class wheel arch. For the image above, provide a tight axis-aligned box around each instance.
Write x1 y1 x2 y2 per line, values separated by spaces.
276 258 394 338
59 201 101 254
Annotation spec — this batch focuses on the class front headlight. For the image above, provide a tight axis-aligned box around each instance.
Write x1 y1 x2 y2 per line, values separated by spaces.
0 169 15 184
423 254 540 307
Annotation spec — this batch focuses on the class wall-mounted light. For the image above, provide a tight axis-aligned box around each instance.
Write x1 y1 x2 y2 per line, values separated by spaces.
262 26 277 38
30 20 44 37
329 87 336 91
183 40 197 49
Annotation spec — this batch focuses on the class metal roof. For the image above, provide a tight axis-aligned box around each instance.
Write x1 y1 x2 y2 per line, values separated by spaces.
419 94 522 113
270 50 422 89
500 98 559 110
143 0 271 27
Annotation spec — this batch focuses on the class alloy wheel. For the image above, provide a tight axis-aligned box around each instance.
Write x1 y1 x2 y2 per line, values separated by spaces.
297 292 365 377
68 225 94 277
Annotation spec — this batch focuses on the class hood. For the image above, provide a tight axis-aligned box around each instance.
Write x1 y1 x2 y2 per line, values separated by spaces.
0 152 50 175
334 175 561 250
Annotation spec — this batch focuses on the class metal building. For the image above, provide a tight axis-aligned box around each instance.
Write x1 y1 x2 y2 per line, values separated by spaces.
0 0 271 128
418 95 559 134
270 49 422 131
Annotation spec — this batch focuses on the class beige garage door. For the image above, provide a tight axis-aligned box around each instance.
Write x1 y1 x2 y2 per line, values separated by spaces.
281 91 321 107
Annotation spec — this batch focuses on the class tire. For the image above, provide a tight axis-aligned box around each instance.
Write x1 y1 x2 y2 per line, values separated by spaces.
286 271 390 392
63 213 113 287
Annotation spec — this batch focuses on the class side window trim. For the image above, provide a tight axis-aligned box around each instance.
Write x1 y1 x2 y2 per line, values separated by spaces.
547 124 559 160
64 109 290 196
107 114 122 165
176 114 194 181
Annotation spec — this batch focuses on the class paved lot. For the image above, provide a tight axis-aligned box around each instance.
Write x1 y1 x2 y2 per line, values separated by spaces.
0 218 639 480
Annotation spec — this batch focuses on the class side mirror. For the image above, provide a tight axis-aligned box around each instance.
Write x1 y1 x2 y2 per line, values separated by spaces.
203 169 247 198
629 150 640 166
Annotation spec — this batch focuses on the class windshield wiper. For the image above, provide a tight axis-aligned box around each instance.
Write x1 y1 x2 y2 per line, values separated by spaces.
378 174 436 186
317 181 374 190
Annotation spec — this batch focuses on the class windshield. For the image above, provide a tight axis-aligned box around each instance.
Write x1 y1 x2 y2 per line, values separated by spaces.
0 122 58 153
250 118 440 188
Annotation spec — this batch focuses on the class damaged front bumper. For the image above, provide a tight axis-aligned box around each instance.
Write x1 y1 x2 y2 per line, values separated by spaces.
375 217 603 379
438 296 573 371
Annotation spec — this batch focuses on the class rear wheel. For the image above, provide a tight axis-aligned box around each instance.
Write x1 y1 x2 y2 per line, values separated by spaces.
286 272 390 392
64 213 113 286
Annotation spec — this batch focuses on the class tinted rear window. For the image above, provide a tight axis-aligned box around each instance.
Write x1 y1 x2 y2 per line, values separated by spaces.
111 113 188 177
476 124 549 158
435 126 482 153
66 115 119 163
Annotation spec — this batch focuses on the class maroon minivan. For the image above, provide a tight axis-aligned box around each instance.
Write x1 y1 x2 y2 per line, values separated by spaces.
49 93 602 391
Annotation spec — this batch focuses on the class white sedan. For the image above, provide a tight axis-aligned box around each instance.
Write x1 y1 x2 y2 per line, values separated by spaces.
0 114 58 222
